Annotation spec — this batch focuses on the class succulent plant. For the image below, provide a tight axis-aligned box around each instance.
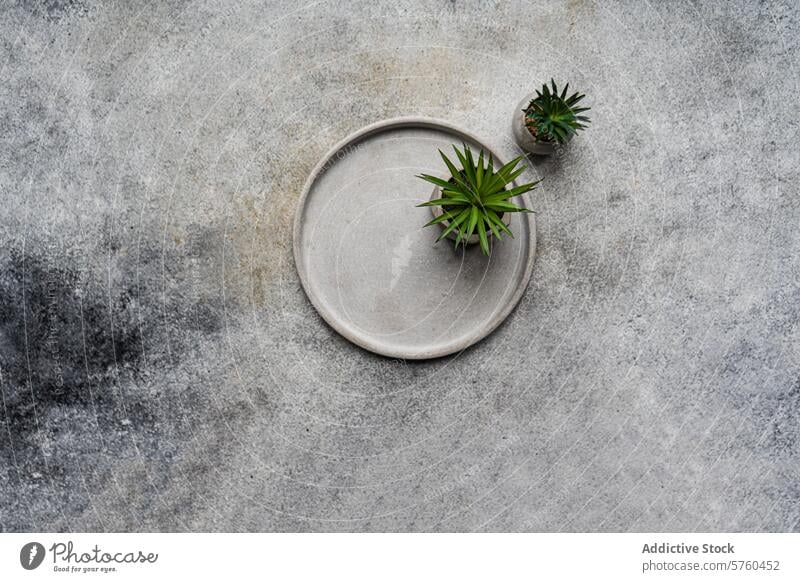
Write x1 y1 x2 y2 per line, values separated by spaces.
524 79 590 144
416 144 539 256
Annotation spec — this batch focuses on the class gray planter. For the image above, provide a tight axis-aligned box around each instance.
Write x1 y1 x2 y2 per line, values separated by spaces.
512 92 573 155
429 182 511 245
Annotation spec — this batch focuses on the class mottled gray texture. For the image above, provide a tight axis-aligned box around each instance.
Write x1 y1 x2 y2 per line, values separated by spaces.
0 0 798 532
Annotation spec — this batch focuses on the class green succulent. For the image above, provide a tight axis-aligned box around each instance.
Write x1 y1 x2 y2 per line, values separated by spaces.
416 144 539 256
524 79 590 144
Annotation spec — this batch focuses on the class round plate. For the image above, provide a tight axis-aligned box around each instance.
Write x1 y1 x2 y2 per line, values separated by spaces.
293 117 536 359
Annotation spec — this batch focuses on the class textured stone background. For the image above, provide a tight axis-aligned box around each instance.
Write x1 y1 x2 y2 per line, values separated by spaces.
1 0 798 532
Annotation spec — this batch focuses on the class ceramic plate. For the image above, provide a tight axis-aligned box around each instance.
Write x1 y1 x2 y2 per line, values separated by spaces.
293 117 536 359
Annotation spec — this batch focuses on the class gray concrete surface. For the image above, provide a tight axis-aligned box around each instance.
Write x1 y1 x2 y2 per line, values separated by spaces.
0 0 798 532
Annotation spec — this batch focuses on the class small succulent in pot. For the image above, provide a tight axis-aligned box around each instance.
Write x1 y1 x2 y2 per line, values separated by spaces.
513 79 591 155
416 144 539 256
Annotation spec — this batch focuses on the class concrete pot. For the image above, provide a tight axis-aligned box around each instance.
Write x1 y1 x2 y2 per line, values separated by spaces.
429 182 511 245
512 92 573 155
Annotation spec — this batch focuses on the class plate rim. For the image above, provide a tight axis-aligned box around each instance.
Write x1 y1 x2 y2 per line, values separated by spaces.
292 116 537 359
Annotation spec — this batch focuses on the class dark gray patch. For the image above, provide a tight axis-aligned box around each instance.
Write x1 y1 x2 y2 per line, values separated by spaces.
0 247 142 419
765 378 800 454
96 221 224 337
0 230 240 530
0 246 156 529
19 0 90 22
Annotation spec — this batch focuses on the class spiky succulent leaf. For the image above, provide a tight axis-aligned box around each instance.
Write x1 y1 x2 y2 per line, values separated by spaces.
436 208 470 242
477 219 489 256
524 79 591 144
